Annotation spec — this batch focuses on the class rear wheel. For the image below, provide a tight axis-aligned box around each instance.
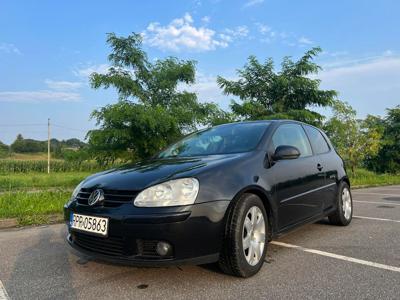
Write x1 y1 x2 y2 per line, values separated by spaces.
218 193 267 277
328 181 353 226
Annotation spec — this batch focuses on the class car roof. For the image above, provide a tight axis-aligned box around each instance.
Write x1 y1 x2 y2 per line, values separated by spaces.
213 119 327 133
215 119 309 126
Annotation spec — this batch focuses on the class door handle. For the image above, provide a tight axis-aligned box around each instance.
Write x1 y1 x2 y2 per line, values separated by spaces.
317 163 323 171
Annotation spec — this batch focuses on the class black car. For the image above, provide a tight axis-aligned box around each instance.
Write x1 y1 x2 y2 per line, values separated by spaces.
64 120 353 277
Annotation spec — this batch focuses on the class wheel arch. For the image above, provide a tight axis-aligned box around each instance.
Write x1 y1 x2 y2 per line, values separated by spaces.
227 185 276 240
341 176 351 187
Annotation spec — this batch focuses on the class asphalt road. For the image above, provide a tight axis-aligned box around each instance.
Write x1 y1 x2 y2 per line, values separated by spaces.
0 185 399 300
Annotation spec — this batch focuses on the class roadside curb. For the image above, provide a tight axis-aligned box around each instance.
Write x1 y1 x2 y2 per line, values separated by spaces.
352 183 400 189
0 218 18 229
0 214 64 230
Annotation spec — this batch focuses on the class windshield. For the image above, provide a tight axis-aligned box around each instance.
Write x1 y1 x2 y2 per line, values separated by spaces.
158 122 270 158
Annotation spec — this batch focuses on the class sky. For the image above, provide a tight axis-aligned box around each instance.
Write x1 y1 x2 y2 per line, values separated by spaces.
0 0 399 144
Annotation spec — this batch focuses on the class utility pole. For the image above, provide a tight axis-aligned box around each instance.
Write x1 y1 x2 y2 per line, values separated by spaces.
47 118 50 174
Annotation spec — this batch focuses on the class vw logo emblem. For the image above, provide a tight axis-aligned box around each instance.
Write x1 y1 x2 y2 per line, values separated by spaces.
88 189 105 206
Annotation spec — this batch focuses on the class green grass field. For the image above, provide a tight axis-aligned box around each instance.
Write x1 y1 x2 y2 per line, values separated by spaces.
0 172 91 192
349 168 400 187
0 166 399 226
0 190 71 225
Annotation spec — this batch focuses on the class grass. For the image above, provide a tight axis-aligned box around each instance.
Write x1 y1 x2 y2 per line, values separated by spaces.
349 168 400 188
0 172 91 192
0 167 399 227
0 190 70 226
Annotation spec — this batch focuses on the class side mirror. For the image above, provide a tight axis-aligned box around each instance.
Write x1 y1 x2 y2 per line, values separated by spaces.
272 145 300 161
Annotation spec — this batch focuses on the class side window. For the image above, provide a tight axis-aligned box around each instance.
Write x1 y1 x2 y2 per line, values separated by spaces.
272 124 312 157
304 125 330 154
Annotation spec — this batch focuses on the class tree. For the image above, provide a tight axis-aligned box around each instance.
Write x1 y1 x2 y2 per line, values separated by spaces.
87 33 220 162
217 47 337 126
369 106 400 173
11 134 47 153
0 140 9 158
324 101 382 174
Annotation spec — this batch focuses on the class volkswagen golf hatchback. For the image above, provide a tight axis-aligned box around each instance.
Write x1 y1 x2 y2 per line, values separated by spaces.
65 120 353 277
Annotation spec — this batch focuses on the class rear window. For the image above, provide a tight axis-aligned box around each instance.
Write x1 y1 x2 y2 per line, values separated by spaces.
304 125 330 154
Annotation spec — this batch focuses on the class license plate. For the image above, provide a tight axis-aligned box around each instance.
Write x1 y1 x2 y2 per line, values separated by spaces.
70 213 108 236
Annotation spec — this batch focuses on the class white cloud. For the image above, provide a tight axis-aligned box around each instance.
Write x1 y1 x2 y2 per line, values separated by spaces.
143 13 230 52
224 26 249 38
201 16 211 23
0 43 21 55
256 23 271 35
383 49 394 56
244 0 264 8
298 36 313 45
0 91 80 103
45 79 82 91
321 50 348 58
317 55 400 117
254 23 316 47
73 63 109 78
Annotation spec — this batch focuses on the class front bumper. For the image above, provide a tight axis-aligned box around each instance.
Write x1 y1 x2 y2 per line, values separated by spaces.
64 200 230 266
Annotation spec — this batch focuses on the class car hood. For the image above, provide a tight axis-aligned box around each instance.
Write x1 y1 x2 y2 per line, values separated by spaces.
81 153 245 191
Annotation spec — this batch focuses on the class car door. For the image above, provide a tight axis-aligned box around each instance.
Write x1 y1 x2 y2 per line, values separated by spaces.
269 123 323 229
304 125 338 211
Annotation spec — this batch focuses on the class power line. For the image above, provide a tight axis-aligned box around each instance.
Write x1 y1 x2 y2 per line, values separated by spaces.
0 130 48 134
0 123 47 127
52 124 90 133
0 123 90 133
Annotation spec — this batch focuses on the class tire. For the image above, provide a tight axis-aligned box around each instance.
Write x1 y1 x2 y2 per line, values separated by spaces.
218 193 268 277
328 181 353 226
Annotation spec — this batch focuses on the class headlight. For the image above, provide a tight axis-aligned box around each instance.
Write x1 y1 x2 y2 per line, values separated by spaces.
67 181 84 205
134 178 199 207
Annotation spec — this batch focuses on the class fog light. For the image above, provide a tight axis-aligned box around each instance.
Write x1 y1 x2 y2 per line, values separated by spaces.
156 241 171 256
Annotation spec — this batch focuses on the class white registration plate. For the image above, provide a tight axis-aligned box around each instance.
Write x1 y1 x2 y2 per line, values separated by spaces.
70 213 108 236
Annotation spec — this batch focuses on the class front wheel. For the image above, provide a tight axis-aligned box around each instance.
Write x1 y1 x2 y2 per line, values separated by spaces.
328 181 353 226
218 193 267 277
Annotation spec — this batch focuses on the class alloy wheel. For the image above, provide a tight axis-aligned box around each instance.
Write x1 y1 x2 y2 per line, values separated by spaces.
342 187 352 220
242 206 266 266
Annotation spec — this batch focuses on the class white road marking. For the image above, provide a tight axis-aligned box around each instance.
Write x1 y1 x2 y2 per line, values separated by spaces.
354 200 400 206
0 280 10 300
352 192 400 197
353 215 400 223
270 241 400 273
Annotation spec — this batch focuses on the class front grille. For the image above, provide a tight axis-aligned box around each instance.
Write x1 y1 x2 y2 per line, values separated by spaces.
76 188 138 207
71 232 174 259
72 232 132 256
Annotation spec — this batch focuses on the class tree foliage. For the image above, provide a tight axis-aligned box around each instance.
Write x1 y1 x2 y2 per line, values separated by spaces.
324 101 382 174
87 33 222 162
217 47 336 126
9 134 85 158
366 106 400 173
0 140 9 158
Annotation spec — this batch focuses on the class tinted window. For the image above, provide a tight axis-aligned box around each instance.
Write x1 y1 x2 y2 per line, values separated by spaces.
304 125 330 154
272 124 312 157
158 122 270 158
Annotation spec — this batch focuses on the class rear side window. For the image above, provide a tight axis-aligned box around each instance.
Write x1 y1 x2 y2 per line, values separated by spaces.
304 125 330 154
272 124 312 157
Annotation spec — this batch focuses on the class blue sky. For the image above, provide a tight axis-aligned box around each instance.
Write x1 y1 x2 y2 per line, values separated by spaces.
1 0 399 144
